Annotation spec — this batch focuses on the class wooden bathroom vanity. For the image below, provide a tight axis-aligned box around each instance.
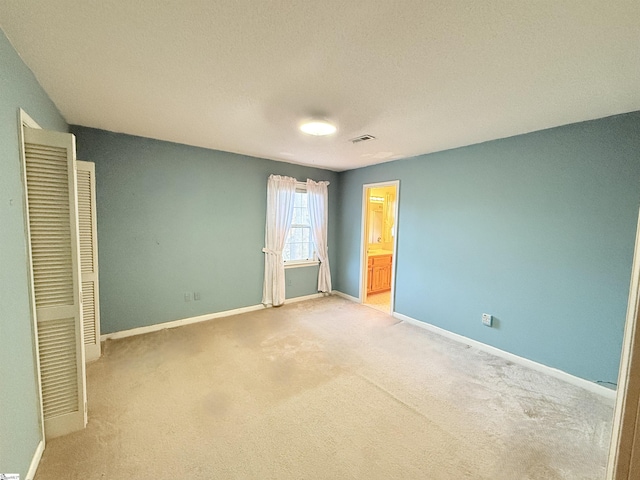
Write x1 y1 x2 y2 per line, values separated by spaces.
367 251 393 294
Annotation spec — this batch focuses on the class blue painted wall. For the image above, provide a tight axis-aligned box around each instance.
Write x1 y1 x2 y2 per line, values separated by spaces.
0 30 68 477
335 112 640 385
70 126 338 334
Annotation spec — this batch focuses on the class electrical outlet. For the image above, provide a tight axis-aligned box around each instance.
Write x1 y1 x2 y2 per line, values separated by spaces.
482 313 493 327
184 292 192 302
194 292 201 301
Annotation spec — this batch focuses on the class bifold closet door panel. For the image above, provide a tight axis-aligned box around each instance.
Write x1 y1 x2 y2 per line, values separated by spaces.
77 160 101 362
24 127 87 439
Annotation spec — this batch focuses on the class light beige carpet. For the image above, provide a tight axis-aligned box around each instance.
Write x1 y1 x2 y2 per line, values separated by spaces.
35 296 613 479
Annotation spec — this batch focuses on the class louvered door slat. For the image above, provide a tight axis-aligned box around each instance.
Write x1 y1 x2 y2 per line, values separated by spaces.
25 144 73 308
24 126 86 439
77 161 101 361
77 169 94 274
82 281 96 345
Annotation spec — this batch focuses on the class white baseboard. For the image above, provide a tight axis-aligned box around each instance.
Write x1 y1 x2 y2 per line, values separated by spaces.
330 291 613 401
101 293 328 341
285 292 328 304
331 290 360 303
26 439 44 480
101 304 265 341
393 312 617 404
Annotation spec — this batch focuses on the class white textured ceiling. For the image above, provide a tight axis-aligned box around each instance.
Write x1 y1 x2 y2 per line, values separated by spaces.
1 1 639 171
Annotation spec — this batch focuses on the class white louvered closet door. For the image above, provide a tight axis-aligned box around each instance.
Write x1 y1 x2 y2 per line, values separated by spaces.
77 161 101 362
23 127 87 439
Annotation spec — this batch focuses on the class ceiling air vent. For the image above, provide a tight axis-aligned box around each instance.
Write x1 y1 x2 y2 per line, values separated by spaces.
350 134 376 144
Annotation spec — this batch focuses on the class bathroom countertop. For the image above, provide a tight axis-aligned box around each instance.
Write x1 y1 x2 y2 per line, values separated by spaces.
367 249 393 256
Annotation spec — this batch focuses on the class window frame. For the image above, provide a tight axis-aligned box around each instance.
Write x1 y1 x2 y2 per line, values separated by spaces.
283 184 319 269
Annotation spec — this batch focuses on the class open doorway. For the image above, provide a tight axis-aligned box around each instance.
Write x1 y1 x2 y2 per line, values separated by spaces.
360 181 399 314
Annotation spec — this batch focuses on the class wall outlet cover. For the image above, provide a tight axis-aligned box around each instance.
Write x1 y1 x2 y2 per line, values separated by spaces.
184 292 192 302
482 313 493 327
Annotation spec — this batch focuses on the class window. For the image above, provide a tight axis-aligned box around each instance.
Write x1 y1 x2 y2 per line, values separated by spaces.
283 189 316 265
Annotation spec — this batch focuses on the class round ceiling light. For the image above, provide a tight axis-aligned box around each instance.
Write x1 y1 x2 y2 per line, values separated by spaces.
299 119 337 136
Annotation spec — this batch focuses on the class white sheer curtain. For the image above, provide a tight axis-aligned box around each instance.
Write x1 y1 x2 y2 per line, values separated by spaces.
262 175 297 306
306 178 332 293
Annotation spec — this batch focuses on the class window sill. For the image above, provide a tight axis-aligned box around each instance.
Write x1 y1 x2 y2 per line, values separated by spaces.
284 260 320 269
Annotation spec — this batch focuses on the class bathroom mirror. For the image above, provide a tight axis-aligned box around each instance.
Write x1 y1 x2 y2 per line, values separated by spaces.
369 207 383 244
367 189 396 249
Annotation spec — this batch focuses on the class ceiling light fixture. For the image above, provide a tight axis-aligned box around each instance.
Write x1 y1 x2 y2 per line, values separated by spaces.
299 119 337 136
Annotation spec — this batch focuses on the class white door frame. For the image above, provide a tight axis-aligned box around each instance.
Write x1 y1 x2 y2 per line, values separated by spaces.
17 108 47 450
608 208 640 478
359 180 400 313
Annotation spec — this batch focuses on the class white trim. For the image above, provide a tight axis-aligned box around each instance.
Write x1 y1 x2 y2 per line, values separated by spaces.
332 290 360 303
286 292 328 303
334 289 389 314
26 439 44 480
607 208 640 479
393 312 616 403
101 293 328 341
20 108 40 129
284 259 320 269
284 187 316 264
358 187 366 302
333 291 613 400
18 109 47 446
101 304 265 341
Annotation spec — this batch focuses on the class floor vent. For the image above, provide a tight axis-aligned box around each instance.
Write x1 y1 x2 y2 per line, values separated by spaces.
350 134 376 144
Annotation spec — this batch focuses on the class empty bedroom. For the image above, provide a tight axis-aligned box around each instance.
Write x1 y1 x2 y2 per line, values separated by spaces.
1 1 640 479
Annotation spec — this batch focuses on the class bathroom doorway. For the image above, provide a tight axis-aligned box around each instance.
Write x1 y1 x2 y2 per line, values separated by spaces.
360 181 399 314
